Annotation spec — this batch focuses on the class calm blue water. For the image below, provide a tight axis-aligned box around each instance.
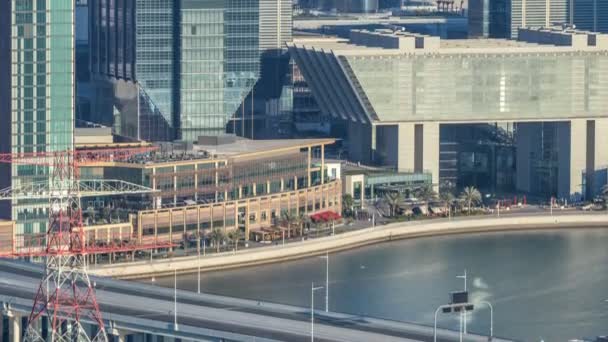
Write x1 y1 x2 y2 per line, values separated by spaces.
158 228 608 341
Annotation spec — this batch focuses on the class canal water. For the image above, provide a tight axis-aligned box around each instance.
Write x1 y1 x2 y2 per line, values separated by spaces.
154 228 608 341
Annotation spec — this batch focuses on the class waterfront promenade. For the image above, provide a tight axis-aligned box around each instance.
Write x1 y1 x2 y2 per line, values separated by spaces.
90 212 608 279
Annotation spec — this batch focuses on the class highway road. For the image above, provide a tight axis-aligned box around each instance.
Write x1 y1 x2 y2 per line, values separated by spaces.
0 260 515 342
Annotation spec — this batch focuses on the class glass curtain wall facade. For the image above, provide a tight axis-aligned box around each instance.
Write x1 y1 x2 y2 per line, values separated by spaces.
573 0 608 33
180 2 225 140
223 0 260 136
135 0 176 139
470 0 570 38
510 0 569 38
90 0 260 141
259 0 293 51
343 52 608 122
1 0 75 236
468 0 510 38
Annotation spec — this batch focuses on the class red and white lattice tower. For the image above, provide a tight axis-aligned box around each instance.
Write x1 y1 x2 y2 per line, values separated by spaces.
0 146 164 342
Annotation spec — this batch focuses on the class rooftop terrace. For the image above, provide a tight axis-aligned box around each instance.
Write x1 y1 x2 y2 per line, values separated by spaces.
291 26 608 55
88 138 337 167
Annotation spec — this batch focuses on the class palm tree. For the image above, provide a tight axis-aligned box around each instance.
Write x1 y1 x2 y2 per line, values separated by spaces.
384 192 404 217
281 210 297 237
415 185 437 203
299 212 311 236
342 194 354 217
439 191 455 216
227 229 243 251
210 228 225 253
601 184 608 209
460 186 482 214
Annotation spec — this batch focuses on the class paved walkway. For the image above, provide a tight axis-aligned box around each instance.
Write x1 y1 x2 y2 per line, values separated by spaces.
90 211 608 279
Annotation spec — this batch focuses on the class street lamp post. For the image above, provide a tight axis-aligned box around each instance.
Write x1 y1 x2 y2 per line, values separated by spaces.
311 283 324 342
433 299 494 342
197 254 201 294
497 200 500 217
456 270 468 335
174 269 179 331
479 301 494 338
319 252 329 312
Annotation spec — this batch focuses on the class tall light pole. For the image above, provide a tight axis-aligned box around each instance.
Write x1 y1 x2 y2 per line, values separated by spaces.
174 269 179 331
319 252 329 312
311 283 324 342
497 200 500 217
197 253 201 294
479 301 494 338
457 270 468 335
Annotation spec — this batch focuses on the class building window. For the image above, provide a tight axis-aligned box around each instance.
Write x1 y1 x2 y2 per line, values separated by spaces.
353 181 362 200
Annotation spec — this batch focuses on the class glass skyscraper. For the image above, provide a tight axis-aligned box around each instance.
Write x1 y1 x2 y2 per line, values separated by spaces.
0 0 75 236
90 0 260 142
469 0 570 38
573 0 608 33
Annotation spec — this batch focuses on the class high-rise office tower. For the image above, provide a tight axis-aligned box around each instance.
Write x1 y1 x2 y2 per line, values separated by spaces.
259 0 292 51
90 0 260 142
0 0 75 235
572 0 608 33
469 0 570 38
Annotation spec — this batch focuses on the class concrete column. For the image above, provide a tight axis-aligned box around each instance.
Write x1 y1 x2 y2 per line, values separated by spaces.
173 166 178 206
8 311 21 342
422 122 440 191
321 144 325 184
307 147 312 187
116 330 128 342
397 122 440 189
397 123 416 172
569 119 587 199
583 118 608 199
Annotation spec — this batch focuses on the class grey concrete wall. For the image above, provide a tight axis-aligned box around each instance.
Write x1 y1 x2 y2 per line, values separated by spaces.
570 119 587 199
422 122 440 189
398 123 416 172
397 122 440 187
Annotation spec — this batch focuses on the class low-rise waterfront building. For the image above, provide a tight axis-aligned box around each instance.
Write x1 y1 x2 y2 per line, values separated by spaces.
342 165 432 207
85 136 342 248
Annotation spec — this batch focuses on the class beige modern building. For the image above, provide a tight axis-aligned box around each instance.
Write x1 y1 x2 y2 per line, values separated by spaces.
289 27 608 199
83 137 342 245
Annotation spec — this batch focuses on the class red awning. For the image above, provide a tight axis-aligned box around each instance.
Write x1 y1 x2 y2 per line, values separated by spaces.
310 210 342 222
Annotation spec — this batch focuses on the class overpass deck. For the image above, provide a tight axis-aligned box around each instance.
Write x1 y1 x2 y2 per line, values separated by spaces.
0 260 514 342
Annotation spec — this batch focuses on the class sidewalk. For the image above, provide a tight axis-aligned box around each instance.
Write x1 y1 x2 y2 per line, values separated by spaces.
90 211 608 279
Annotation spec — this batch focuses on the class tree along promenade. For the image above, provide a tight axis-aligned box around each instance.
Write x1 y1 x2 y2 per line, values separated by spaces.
89 212 608 279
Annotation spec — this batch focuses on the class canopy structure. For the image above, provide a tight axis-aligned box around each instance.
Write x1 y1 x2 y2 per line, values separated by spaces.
0 179 157 200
